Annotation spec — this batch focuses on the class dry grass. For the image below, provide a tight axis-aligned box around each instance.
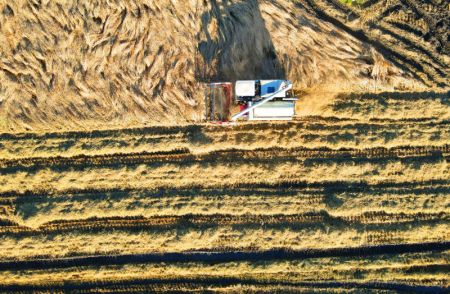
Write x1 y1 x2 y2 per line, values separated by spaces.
0 0 440 132
0 0 448 291
1 224 448 261
12 188 449 227
2 155 447 193
1 251 448 287
1 116 448 159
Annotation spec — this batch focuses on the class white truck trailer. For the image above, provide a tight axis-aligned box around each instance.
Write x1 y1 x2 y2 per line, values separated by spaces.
205 79 298 122
232 80 297 121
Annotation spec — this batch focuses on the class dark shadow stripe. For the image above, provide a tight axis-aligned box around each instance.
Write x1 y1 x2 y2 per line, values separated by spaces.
0 276 448 293
3 179 449 198
0 116 446 141
2 211 447 236
0 145 447 173
0 241 448 271
301 0 442 86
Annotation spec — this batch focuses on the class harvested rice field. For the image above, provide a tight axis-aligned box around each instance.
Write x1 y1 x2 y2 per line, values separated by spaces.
1 94 449 291
0 0 449 292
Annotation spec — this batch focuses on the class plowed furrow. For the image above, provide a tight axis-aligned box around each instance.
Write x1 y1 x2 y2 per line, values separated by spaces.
0 145 448 172
307 0 448 86
375 23 445 70
1 117 446 141
371 3 403 23
2 118 448 160
1 212 447 235
0 277 447 293
0 125 187 141
3 179 449 199
0 148 191 170
360 0 384 9
386 19 425 38
0 241 448 271
373 27 446 82
306 1 422 80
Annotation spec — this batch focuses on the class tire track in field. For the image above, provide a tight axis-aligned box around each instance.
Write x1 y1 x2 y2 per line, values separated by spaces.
0 241 448 271
2 179 449 200
0 277 447 293
0 116 447 141
1 211 447 235
305 0 449 87
1 118 448 161
3 180 447 225
0 145 448 172
303 0 433 85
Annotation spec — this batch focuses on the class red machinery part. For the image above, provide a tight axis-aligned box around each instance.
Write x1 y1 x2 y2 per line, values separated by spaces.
207 82 233 122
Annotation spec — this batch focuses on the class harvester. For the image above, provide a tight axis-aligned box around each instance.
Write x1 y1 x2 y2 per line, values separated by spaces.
205 80 297 122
